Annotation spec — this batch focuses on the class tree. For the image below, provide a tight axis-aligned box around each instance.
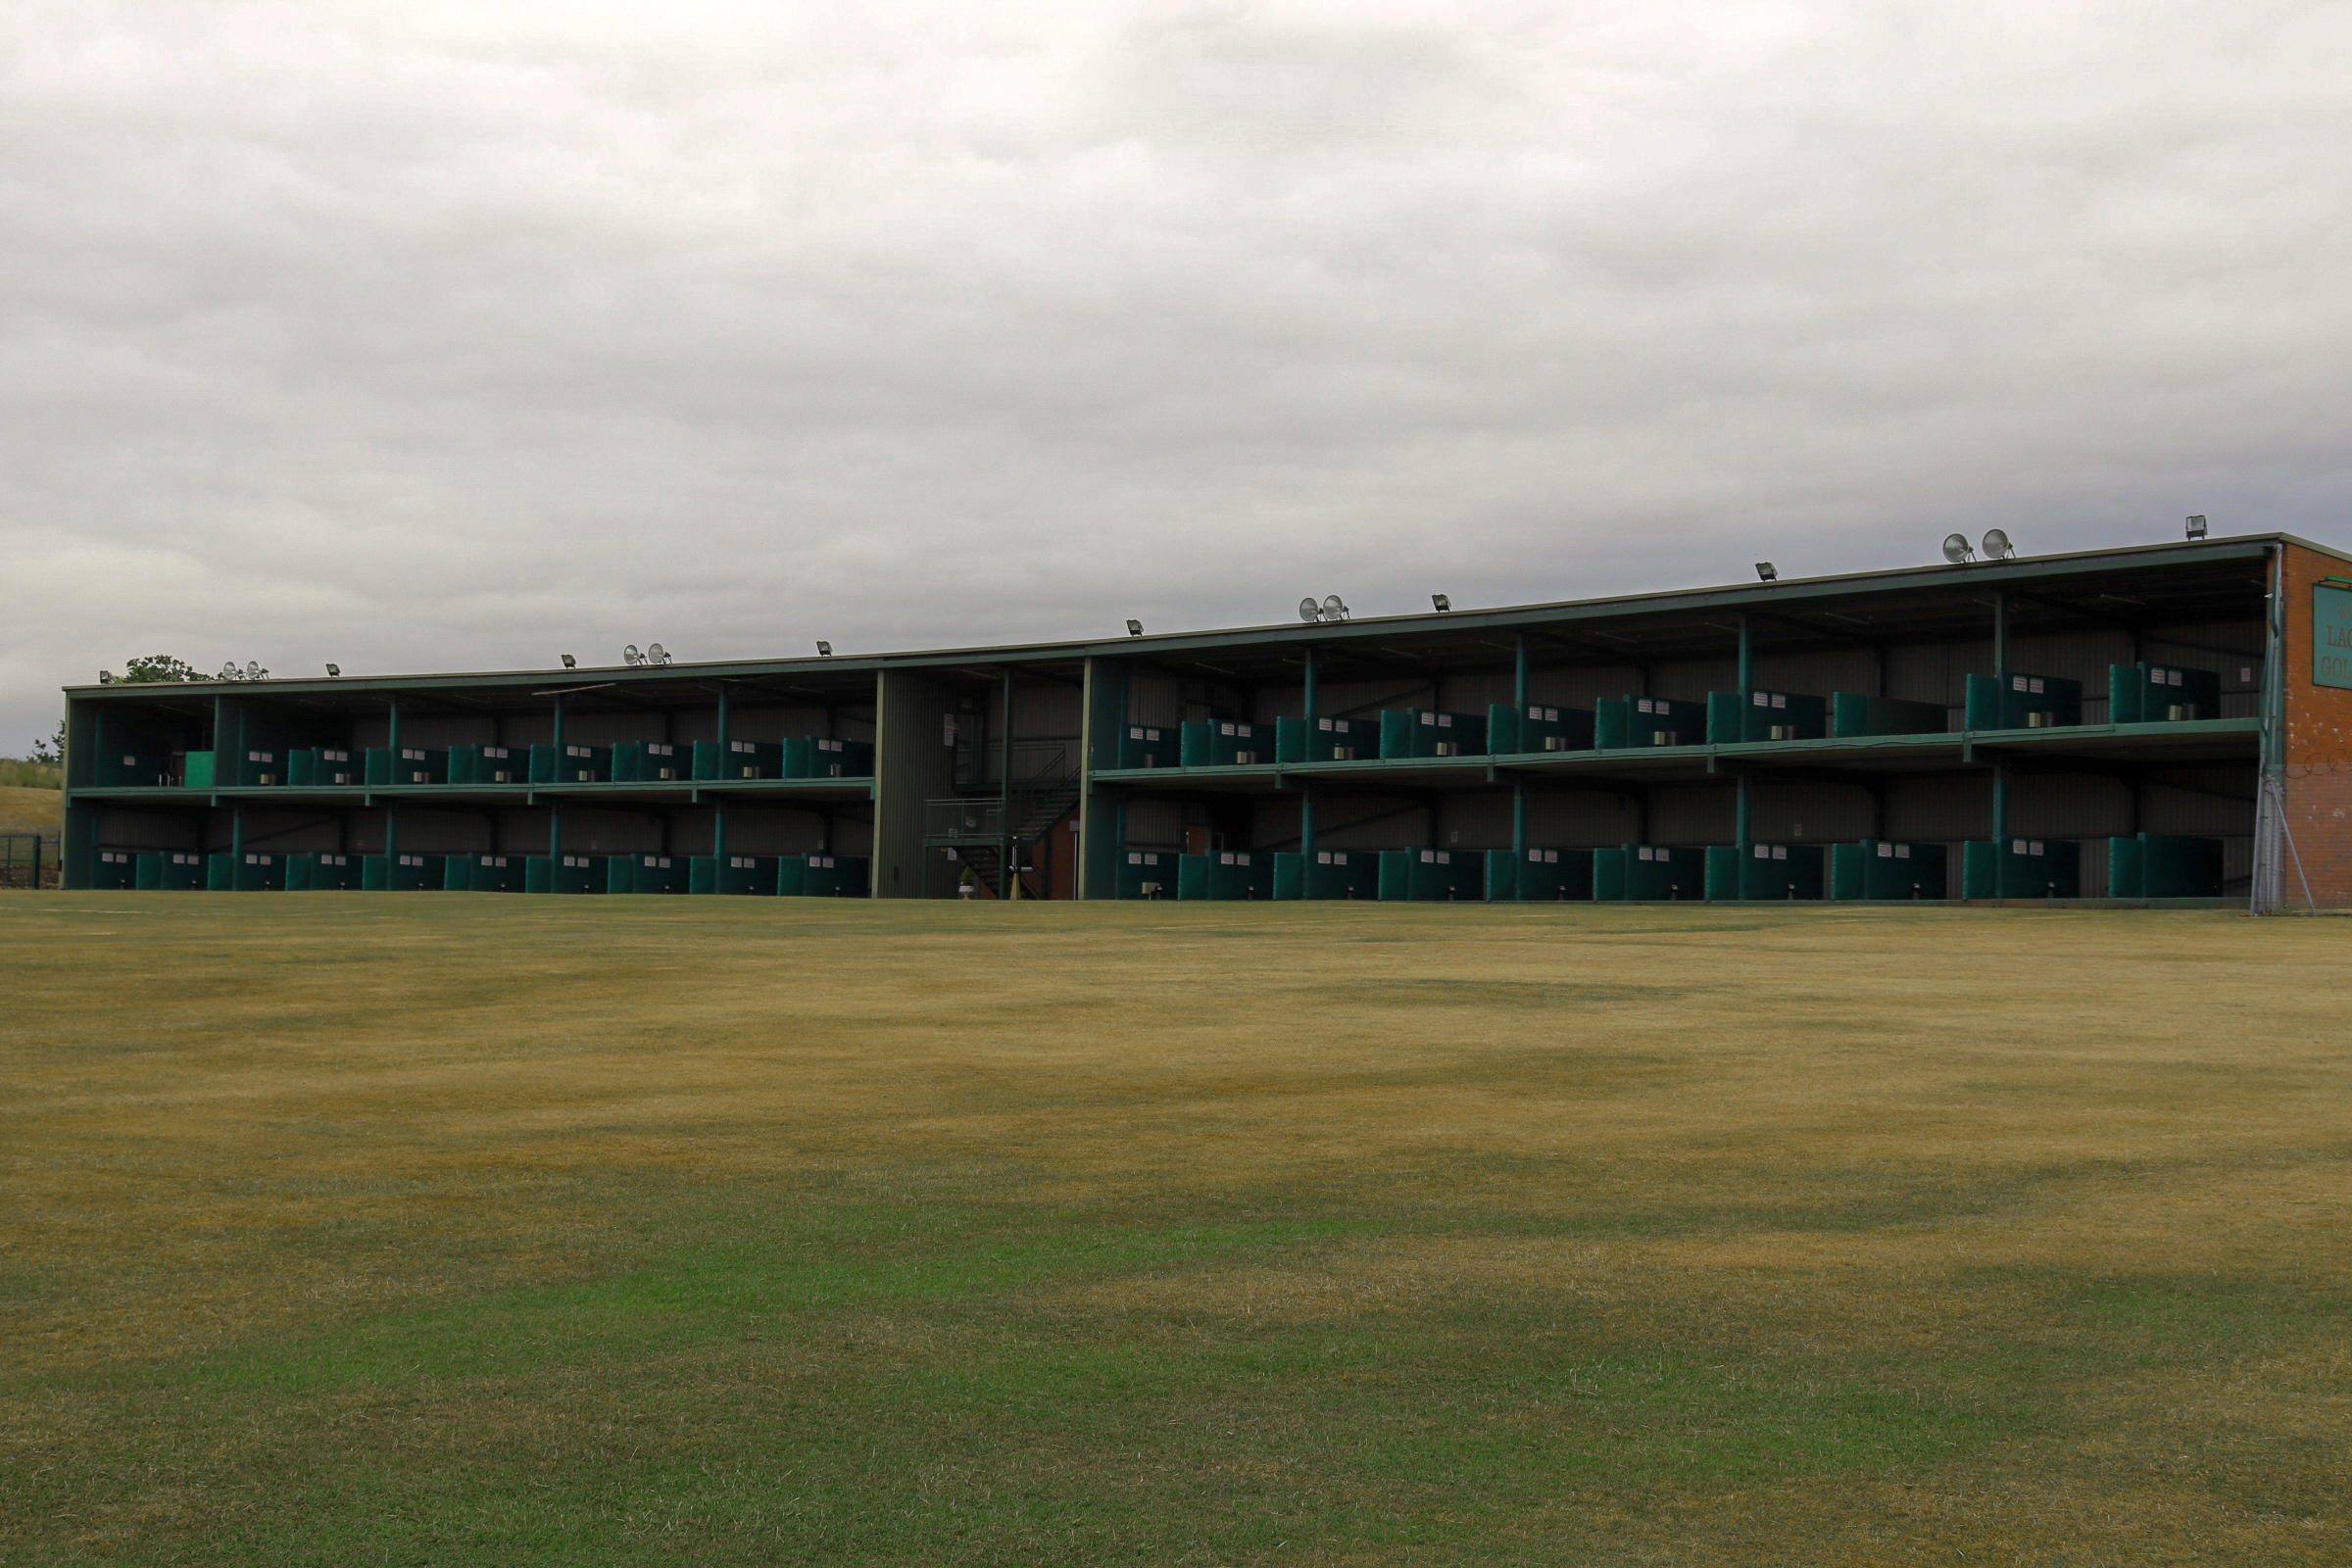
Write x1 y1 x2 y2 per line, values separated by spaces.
115 654 204 685
29 720 64 765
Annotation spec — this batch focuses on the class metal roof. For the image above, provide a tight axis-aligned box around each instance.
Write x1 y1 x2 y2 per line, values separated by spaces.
63 531 2327 708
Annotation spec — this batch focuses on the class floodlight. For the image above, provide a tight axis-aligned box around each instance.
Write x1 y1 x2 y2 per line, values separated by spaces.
324 663 340 677
815 641 832 656
220 662 241 680
1432 593 1451 612
623 645 642 665
1125 619 1144 637
648 643 669 665
1755 563 1778 582
561 654 577 668
98 670 115 683
1941 533 1975 564
1321 594 1348 622
1981 528 2015 561
2186 514 2208 539
1299 597 1322 622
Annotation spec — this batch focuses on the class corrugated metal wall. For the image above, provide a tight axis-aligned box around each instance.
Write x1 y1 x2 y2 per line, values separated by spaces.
871 670 954 898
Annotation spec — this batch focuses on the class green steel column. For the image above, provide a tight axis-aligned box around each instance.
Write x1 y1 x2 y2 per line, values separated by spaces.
230 804 244 867
1735 770 1751 853
385 803 399 864
1299 785 1316 861
1302 648 1317 721
1514 635 1529 710
716 687 730 749
713 803 728 863
551 694 564 756
1738 613 1753 698
998 669 1015 900
1992 592 2008 676
1511 780 1527 863
1990 760 2008 846
548 804 562 860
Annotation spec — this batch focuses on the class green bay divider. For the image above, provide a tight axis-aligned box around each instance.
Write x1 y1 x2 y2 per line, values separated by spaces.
445 853 526 892
1963 672 2082 730
207 851 287 892
1830 695 1948 738
783 737 876 779
1274 714 1379 762
1115 849 1180 899
135 851 205 890
1594 697 1706 750
1378 848 1483 901
447 746 525 785
612 742 690 783
182 751 217 789
92 750 172 787
694 740 783 781
1592 845 1704 901
363 853 443 891
2108 662 2222 724
531 744 611 784
1176 850 1271 900
1830 841 1947 900
1485 846 1595 901
220 745 285 788
1271 849 1381 900
776 854 868 897
524 854 609 894
1181 719 1274 767
1961 838 2082 898
608 854 689 894
1486 704 1595 755
1703 843 1826 901
287 748 361 787
285 852 361 891
366 747 447 787
2107 833 2223 898
88 850 137 890
1378 709 1487 760
1705 690 1828 743
1117 723 1182 768
691 854 778 894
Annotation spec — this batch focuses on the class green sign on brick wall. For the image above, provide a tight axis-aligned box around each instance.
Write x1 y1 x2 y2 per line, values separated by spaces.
2318 583 2352 690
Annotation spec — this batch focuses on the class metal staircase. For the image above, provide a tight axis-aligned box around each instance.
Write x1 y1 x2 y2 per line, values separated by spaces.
924 764 1080 899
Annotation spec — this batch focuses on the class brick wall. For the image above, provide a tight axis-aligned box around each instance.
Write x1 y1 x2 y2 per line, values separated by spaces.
2278 543 2352 906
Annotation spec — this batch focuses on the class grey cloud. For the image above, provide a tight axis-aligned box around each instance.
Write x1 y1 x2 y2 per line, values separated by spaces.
3 0 2348 743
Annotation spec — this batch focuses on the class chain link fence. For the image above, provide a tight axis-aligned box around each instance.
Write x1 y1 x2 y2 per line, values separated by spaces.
0 832 61 890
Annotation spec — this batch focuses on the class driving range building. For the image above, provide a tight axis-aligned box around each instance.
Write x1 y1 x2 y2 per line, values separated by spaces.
57 530 2352 909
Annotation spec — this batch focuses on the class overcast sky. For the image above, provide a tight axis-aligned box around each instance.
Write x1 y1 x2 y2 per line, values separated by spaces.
5 1 2348 746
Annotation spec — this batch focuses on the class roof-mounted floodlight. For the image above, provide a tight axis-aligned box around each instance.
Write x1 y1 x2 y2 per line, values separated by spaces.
324 663 341 677
1298 597 1322 623
622 645 642 665
561 654 577 668
1981 528 2015 561
1941 533 1975 564
220 662 241 680
1321 594 1349 622
2186 514 2208 539
244 662 266 680
98 670 115 683
1125 619 1144 637
1755 563 1778 582
647 643 670 665
1432 593 1451 612
815 641 832 656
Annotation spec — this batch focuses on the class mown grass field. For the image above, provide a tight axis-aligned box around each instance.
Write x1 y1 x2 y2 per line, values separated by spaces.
3 897 2348 1565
